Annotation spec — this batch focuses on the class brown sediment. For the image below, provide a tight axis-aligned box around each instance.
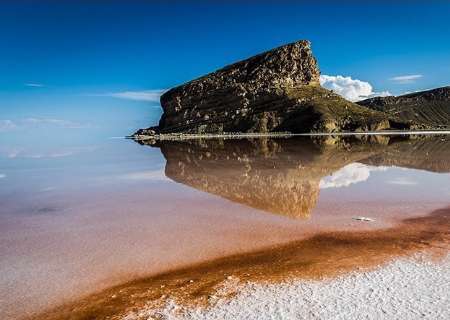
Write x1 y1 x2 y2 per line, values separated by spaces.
30 207 450 320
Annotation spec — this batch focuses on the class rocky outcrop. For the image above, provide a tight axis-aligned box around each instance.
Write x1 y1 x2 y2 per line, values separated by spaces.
358 86 450 128
135 40 411 137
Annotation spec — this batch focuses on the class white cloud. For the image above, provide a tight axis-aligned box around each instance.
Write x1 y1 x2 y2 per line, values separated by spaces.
103 89 165 102
0 118 90 131
0 174 5 179
389 75 423 84
0 120 17 132
401 87 434 95
320 163 388 189
376 90 392 97
320 75 391 102
386 177 418 186
22 118 88 129
24 83 44 87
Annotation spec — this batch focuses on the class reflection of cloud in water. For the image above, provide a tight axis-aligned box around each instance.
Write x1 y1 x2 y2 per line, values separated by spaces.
320 163 388 189
140 136 450 219
0 146 97 159
119 169 168 182
40 187 55 192
386 177 418 186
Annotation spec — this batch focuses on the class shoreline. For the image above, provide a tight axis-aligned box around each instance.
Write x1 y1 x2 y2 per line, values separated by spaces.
30 206 450 320
136 253 450 320
131 129 450 142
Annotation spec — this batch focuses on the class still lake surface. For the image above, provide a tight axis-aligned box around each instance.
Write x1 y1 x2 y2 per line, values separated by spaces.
0 134 449 319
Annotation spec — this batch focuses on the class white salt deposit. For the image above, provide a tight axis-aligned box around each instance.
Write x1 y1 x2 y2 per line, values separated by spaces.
127 254 449 320
352 216 375 222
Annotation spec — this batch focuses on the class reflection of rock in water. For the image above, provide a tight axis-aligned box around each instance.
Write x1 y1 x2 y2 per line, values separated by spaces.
157 138 377 219
311 135 450 174
143 135 450 219
162 139 320 219
361 135 450 173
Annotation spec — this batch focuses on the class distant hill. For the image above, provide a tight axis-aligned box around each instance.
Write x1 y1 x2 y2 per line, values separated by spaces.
357 86 450 129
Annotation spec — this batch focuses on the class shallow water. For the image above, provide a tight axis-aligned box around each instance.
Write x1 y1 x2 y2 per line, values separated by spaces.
1 135 449 319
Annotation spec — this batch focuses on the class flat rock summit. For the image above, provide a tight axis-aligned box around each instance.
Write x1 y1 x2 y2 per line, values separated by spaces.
134 40 448 139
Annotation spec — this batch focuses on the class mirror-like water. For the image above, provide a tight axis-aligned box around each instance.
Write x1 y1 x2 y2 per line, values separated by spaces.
1 135 449 319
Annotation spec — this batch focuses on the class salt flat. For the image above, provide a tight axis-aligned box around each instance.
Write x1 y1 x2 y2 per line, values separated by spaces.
133 254 449 320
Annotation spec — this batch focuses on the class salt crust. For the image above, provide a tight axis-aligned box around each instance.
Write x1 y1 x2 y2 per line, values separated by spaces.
125 254 449 320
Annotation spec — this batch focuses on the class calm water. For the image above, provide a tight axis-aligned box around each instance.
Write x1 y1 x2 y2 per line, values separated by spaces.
1 135 449 319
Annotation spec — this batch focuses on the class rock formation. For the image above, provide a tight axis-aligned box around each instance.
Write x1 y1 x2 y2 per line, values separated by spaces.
134 40 411 138
358 86 450 129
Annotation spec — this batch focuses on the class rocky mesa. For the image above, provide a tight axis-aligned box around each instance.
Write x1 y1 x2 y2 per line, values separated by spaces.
134 40 412 138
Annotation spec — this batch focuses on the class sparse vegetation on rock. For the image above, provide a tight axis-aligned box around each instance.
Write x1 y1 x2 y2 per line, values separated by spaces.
358 86 450 129
134 40 425 139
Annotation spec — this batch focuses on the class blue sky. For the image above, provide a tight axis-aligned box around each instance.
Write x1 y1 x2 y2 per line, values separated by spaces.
1 1 450 141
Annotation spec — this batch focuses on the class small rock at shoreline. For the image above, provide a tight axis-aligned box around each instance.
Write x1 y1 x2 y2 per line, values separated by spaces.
352 216 375 222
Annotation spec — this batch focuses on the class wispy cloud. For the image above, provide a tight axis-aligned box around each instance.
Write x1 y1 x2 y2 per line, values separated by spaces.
0 174 5 179
22 118 88 129
99 89 165 102
0 120 18 132
0 146 97 159
320 163 388 189
389 75 423 84
0 118 91 132
320 75 391 102
24 83 45 87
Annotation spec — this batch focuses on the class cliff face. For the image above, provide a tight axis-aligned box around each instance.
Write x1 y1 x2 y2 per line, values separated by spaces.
357 86 450 128
155 40 320 134
135 40 410 136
